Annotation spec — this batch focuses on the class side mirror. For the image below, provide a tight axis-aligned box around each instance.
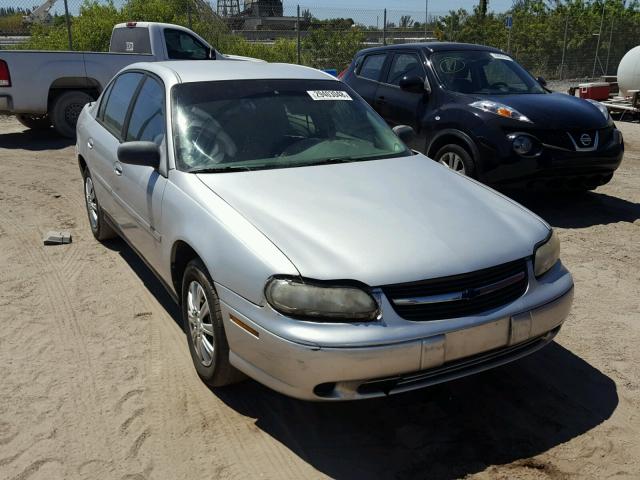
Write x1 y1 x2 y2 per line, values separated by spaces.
399 75 427 94
117 141 160 168
537 76 547 87
393 125 416 144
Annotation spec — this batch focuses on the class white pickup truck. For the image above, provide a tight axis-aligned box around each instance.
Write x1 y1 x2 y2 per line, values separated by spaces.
0 22 254 137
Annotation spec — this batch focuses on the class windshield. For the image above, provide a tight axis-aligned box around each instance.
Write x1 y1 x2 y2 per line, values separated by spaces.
171 79 410 172
431 50 545 95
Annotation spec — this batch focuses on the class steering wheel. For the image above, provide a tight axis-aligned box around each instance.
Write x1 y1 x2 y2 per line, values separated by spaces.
489 82 509 92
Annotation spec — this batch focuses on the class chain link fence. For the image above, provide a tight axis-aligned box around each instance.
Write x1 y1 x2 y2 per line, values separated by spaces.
1 0 639 83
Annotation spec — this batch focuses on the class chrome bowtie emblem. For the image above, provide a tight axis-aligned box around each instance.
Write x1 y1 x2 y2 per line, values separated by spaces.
580 133 592 146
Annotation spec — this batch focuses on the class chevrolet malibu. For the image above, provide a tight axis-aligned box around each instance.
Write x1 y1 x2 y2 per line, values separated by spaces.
76 61 574 401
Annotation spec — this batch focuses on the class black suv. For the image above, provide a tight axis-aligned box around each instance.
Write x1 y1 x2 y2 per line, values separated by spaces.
341 43 624 190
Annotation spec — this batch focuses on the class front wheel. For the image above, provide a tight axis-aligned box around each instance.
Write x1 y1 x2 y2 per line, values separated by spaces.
182 259 245 388
434 144 476 178
16 114 51 131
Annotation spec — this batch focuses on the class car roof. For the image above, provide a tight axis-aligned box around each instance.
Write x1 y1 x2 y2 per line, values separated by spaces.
121 60 336 86
356 42 504 56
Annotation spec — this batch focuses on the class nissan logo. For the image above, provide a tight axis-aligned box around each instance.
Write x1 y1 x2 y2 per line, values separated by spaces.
580 133 592 146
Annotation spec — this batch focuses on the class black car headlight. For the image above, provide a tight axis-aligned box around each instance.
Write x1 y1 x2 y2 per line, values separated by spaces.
265 277 379 321
534 230 560 277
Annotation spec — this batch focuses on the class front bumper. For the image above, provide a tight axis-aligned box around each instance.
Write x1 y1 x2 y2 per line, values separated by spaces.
478 128 624 187
217 262 574 401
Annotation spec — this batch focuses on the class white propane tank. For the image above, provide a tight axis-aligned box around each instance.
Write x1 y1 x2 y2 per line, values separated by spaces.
618 45 640 97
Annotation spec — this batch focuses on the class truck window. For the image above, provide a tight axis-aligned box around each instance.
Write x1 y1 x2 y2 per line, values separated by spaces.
102 72 144 139
125 77 165 144
110 27 152 54
164 29 209 60
357 54 386 82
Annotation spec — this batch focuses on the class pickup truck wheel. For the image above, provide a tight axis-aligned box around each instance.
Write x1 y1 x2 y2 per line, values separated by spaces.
435 144 476 178
182 259 245 388
83 168 116 241
51 91 92 138
16 114 51 131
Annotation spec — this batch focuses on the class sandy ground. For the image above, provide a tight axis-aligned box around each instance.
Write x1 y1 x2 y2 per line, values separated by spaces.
0 115 639 480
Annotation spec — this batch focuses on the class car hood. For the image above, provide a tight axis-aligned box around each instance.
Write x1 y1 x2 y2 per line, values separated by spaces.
478 92 608 129
197 155 549 286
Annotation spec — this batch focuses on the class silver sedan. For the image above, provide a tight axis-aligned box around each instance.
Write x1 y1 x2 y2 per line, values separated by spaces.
76 60 574 400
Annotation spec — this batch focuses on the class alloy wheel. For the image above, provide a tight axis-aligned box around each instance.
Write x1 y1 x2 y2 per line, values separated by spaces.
187 281 215 367
439 151 466 174
85 176 98 230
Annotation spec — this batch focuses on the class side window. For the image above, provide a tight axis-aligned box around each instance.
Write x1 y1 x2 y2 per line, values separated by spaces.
164 29 209 60
358 54 386 81
97 82 114 121
102 72 143 138
125 77 165 144
386 53 423 85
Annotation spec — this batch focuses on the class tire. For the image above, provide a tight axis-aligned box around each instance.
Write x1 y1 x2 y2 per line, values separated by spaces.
182 258 245 388
50 91 92 138
435 143 476 178
82 167 117 242
16 114 51 131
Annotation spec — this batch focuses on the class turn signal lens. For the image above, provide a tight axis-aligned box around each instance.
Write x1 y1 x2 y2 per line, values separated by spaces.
470 100 531 123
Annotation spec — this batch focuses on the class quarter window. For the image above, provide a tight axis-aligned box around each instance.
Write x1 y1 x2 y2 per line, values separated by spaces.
102 72 143 138
387 53 423 85
358 54 386 81
164 29 209 60
125 77 165 144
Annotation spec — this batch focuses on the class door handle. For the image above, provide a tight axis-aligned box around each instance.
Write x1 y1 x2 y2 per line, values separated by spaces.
113 163 123 176
87 138 94 149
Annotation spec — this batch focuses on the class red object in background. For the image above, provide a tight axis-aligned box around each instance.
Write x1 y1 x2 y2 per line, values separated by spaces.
578 82 610 101
337 67 349 80
0 60 11 87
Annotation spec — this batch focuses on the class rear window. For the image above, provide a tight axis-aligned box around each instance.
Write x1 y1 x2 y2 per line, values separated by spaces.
358 54 386 81
110 27 152 54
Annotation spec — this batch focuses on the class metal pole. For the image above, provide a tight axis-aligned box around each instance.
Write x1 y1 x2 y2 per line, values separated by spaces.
296 5 301 65
187 0 192 29
605 15 614 74
559 15 569 80
63 0 72 50
383 9 387 46
592 0 605 78
507 24 512 53
424 0 429 39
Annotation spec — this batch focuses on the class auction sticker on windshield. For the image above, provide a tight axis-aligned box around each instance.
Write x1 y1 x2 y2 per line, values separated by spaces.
307 90 352 101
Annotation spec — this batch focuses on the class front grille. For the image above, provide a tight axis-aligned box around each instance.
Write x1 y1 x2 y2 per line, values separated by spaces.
382 259 528 321
512 127 614 152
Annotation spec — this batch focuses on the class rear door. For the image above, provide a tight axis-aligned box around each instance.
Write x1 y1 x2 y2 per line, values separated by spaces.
348 52 388 110
89 71 144 218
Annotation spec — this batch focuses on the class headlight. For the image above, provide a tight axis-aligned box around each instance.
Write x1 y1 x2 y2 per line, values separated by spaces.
265 277 379 321
508 133 539 156
534 230 560 277
585 99 610 121
469 100 532 123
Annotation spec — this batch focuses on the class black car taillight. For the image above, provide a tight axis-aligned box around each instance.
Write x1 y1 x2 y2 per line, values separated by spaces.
0 60 10 87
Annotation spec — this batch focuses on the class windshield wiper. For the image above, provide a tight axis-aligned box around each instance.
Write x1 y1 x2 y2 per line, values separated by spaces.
188 165 252 174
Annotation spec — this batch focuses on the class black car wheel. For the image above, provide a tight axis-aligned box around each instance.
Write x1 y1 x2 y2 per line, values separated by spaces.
182 259 245 388
435 144 476 178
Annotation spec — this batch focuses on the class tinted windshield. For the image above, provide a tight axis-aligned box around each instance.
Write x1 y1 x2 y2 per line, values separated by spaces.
171 79 410 172
431 50 545 95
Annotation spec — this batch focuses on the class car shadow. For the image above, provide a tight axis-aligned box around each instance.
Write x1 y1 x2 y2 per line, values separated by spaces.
0 128 74 151
502 189 640 228
106 237 618 480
